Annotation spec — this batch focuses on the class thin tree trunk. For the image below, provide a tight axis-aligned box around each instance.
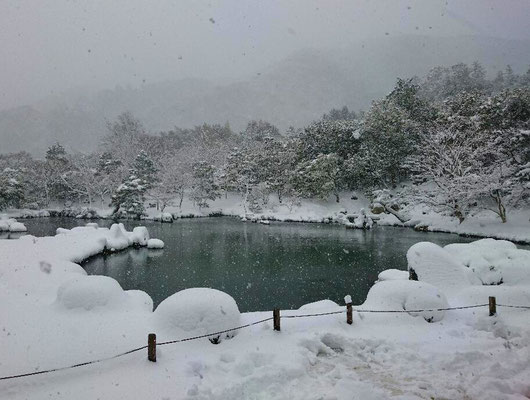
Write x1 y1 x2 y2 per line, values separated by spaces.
492 190 507 223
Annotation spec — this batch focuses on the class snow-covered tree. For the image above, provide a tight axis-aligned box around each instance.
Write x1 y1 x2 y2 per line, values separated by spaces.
297 119 360 162
241 120 281 142
150 152 193 211
292 153 341 202
408 129 479 223
111 151 157 218
0 168 25 210
189 161 220 209
101 112 145 171
60 155 102 208
43 143 72 204
321 106 357 122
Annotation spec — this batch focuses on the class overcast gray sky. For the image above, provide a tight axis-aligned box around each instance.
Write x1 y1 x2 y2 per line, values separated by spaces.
1 0 529 111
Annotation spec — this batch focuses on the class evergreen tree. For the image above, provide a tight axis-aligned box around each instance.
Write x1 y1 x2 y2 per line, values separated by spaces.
0 168 25 210
292 153 341 202
110 151 157 218
189 161 220 208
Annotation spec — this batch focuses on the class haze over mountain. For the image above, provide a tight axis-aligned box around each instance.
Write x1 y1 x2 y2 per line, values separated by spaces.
1 34 529 155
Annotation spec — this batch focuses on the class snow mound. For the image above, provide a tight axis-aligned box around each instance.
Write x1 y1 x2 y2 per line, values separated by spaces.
56 276 128 311
407 242 480 295
377 269 409 281
127 289 154 312
0 217 27 232
298 299 340 312
147 238 165 249
9 221 27 232
106 224 131 251
444 239 530 286
363 280 449 322
154 288 241 342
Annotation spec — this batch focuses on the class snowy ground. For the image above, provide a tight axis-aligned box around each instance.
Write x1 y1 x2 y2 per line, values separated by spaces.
1 220 530 399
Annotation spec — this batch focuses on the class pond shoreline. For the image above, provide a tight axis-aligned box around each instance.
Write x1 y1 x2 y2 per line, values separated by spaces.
8 207 530 245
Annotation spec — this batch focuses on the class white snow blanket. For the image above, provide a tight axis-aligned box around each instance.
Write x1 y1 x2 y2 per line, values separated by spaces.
1 230 530 400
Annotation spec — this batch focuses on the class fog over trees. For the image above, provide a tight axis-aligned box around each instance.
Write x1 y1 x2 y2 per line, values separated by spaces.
2 62 529 223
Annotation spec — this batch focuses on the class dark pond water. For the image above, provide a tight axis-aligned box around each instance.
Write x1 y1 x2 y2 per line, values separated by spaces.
16 217 488 312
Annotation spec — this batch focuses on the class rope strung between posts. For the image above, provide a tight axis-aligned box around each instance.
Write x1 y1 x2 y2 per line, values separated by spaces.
353 303 489 313
157 317 274 346
0 344 148 381
497 304 530 309
1 303 528 381
0 318 273 381
281 310 345 318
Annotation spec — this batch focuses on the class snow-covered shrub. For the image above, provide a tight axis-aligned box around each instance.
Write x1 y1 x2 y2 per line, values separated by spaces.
0 218 27 232
353 208 373 229
407 242 481 295
154 288 241 343
154 212 174 223
363 280 449 322
9 221 27 232
444 239 530 286
55 276 128 311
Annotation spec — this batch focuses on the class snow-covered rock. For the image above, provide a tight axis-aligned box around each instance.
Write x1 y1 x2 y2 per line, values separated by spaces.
106 224 131 251
353 208 373 229
407 242 480 295
363 280 449 322
154 288 241 342
377 269 409 281
129 226 150 246
147 238 165 249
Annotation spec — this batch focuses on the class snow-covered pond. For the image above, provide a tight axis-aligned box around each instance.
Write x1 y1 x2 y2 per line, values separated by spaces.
17 217 499 312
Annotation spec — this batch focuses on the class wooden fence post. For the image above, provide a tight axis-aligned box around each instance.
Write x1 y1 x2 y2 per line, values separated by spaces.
344 294 353 325
489 296 496 316
148 333 157 362
273 309 281 331
346 302 353 325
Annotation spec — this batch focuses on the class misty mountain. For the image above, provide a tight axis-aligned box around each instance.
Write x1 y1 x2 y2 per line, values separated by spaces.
1 35 529 155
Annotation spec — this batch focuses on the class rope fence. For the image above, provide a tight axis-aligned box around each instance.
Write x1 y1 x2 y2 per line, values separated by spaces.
1 297 528 381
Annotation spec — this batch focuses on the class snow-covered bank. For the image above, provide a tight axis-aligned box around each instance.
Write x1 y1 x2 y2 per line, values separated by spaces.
1 221 530 399
5 191 530 243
